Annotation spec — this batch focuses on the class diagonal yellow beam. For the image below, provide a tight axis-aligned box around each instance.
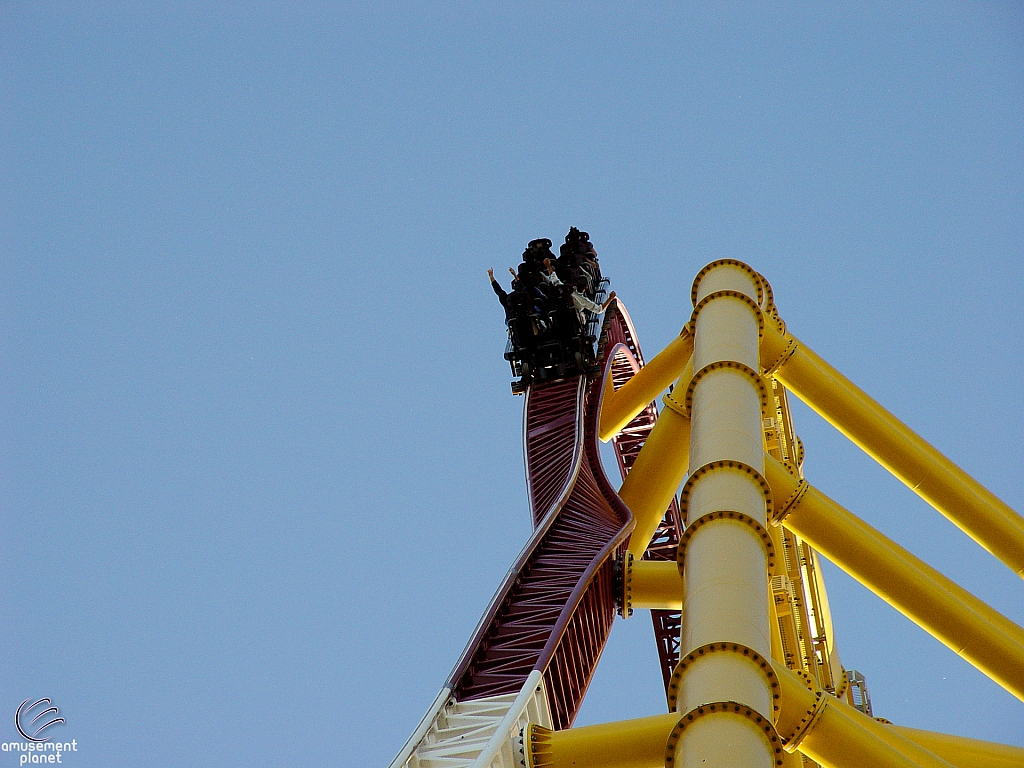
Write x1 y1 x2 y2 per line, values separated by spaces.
887 724 1024 768
773 662 955 768
518 695 1024 768
761 320 1024 579
617 380 691 560
764 453 1024 702
521 713 678 768
599 329 693 442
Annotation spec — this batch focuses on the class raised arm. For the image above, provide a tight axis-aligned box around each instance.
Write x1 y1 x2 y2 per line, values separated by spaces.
488 268 509 302
541 258 563 286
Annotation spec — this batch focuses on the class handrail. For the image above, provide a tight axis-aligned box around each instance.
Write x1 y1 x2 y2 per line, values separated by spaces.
387 686 452 768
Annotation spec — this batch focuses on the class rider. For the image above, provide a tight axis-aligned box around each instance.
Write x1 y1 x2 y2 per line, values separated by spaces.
487 267 515 322
557 228 601 292
488 267 548 333
542 258 616 319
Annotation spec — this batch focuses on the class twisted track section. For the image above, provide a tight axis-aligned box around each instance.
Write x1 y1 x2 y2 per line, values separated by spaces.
450 312 635 726
393 301 670 768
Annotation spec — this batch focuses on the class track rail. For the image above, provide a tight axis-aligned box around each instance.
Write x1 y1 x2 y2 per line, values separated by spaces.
450 314 635 727
448 301 682 719
393 300 675 767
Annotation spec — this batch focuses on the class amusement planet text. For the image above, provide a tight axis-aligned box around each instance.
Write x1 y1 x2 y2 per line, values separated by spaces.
2 741 78 765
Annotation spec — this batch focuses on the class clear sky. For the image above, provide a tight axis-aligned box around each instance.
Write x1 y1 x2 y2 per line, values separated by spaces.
2 4 1022 766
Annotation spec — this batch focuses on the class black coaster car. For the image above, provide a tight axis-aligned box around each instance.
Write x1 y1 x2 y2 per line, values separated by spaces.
505 278 609 394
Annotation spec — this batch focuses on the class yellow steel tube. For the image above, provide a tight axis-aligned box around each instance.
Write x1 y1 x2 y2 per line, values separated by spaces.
619 394 691 560
519 695 1016 768
789 694 918 768
764 455 1024 702
522 713 678 768
673 261 772 768
828 704 956 768
630 560 683 610
889 724 1024 768
761 322 1024 578
599 331 693 442
771 450 1024 656
774 663 954 768
520 677 1016 768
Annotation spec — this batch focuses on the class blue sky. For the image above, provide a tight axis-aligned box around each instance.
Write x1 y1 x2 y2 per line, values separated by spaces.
2 3 1022 766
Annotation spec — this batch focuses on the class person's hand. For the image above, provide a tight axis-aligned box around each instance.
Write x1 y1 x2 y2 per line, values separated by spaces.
608 291 617 300
508 267 517 279
487 268 494 280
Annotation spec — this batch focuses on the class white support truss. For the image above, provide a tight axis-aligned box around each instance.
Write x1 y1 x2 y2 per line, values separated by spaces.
390 671 552 768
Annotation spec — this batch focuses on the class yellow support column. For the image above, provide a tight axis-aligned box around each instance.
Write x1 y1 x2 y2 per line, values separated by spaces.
518 690 1019 768
670 260 777 768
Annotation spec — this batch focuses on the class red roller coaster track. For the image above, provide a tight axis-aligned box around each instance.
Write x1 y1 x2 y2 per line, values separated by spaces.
444 300 683 729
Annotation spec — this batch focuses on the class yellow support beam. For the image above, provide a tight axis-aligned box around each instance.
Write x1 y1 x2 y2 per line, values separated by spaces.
764 453 1024 703
599 330 693 442
774 663 955 768
520 671 1000 768
618 383 691 560
522 714 678 768
888 724 1024 768
521 266 1023 768
760 320 1024 579
627 560 683 611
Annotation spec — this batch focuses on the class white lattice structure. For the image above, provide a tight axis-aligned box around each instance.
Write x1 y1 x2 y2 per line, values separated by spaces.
391 671 552 768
